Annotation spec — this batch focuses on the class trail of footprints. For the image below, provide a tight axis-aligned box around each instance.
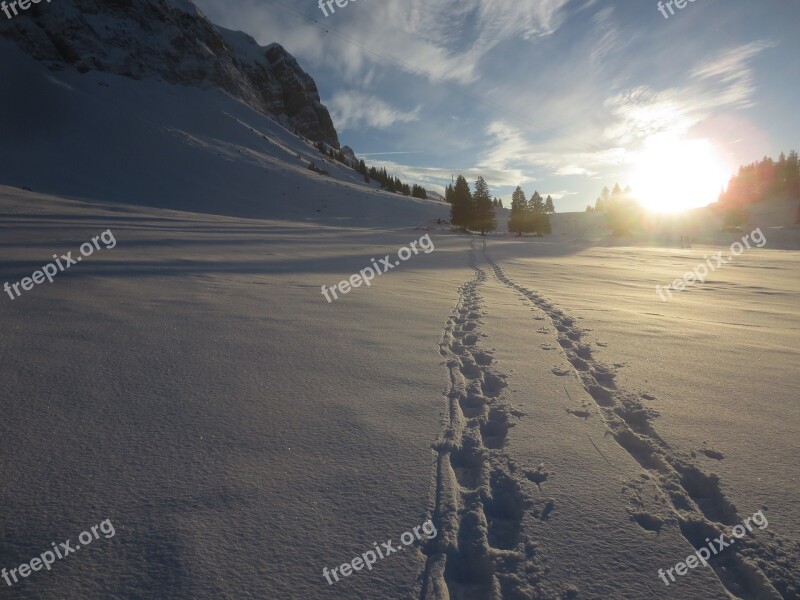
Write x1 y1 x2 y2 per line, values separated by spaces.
421 269 548 600
483 254 798 600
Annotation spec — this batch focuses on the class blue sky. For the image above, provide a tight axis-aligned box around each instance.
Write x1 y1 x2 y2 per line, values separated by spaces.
194 0 800 211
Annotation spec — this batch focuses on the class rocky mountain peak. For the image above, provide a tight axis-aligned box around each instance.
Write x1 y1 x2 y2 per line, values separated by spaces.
0 0 340 147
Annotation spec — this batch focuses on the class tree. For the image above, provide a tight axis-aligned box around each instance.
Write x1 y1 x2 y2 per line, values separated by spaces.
606 195 643 236
595 186 610 212
545 195 555 214
509 186 527 234
450 175 474 230
472 176 496 235
529 190 545 213
528 211 552 235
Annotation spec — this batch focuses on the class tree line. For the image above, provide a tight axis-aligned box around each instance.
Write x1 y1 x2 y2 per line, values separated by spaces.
314 142 428 199
585 183 643 236
508 186 554 234
586 183 631 213
446 176 555 235
719 150 800 206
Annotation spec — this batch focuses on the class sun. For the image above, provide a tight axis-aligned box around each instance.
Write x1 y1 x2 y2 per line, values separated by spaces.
629 135 731 213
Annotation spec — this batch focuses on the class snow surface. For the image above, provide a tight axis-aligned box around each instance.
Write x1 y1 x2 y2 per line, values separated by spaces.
2 185 798 599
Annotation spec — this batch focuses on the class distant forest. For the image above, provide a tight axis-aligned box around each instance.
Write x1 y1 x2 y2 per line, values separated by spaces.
446 176 555 235
312 142 429 199
719 150 800 206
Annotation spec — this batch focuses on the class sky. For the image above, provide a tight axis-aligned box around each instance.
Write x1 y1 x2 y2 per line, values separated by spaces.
193 0 800 212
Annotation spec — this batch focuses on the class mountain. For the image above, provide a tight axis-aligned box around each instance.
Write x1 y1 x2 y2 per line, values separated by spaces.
0 0 446 226
0 0 339 148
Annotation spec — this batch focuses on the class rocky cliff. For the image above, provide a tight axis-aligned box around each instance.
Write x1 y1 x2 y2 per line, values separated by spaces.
0 0 340 147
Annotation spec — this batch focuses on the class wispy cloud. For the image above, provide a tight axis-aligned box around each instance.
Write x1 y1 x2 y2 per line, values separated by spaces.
603 42 775 144
326 91 420 131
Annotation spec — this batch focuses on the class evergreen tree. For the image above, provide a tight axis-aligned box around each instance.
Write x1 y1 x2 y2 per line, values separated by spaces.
450 175 474 230
545 195 555 214
532 212 552 235
529 191 545 213
595 186 610 212
472 176 496 235
509 186 527 234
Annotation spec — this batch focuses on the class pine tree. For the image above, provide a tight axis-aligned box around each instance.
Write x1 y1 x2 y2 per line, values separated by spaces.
472 176 496 235
545 195 555 214
529 191 545 213
509 186 527 234
450 175 474 230
595 186 610 212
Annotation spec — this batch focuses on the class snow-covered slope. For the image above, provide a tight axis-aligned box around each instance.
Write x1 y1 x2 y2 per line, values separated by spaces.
0 0 447 226
0 40 446 226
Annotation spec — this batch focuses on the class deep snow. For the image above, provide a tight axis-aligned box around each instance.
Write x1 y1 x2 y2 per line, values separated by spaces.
2 187 798 599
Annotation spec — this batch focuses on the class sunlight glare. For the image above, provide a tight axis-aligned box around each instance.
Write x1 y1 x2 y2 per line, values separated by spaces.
629 136 730 212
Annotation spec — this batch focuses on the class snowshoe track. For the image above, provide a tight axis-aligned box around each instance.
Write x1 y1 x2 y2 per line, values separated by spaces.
420 266 547 600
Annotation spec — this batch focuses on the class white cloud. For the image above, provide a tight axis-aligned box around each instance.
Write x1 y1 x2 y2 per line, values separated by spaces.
325 91 420 131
